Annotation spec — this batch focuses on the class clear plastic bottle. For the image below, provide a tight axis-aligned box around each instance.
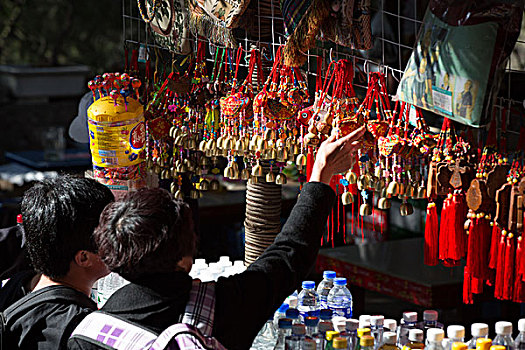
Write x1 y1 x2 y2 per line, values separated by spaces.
445 327 465 350
467 324 489 349
420 311 444 331
357 328 373 350
314 321 335 349
327 277 353 318
251 316 277 349
370 316 385 349
426 329 445 350
398 312 418 347
361 335 376 350
274 318 292 350
385 320 398 333
346 319 359 350
286 308 301 325
305 316 319 337
303 338 317 350
493 322 515 350
298 281 320 320
515 319 525 350
285 323 306 349
318 271 337 309
274 303 290 328
360 316 372 329
402 329 424 350
379 332 400 350
476 338 492 350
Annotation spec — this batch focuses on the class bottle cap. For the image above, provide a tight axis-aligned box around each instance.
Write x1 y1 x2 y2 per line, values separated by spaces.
305 316 319 327
303 339 316 350
476 338 492 350
333 317 347 332
471 323 489 337
423 310 439 321
285 308 299 319
233 260 245 268
334 277 347 286
302 281 315 289
326 331 340 341
447 325 465 339
403 312 418 323
452 342 468 350
292 324 306 335
278 318 292 329
360 335 375 347
16 214 23 224
370 315 384 326
277 303 290 313
194 258 207 267
384 319 397 332
346 319 359 332
519 319 525 332
219 256 230 263
495 321 512 335
359 315 371 328
489 346 506 350
357 328 371 338
324 270 337 279
427 328 445 342
320 309 333 320
383 332 397 345
319 321 334 333
408 329 424 342
333 337 349 349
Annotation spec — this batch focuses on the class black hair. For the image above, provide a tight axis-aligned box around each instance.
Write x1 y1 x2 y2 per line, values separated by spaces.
94 188 195 281
21 175 114 279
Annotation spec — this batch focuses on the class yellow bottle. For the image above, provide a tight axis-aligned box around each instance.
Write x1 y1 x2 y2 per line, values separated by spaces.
379 332 401 350
402 329 424 350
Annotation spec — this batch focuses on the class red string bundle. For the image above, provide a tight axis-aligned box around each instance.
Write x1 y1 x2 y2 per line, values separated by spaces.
424 202 439 266
439 194 452 263
488 223 502 271
514 236 525 303
439 192 467 266
494 231 507 299
502 234 516 300
469 217 492 280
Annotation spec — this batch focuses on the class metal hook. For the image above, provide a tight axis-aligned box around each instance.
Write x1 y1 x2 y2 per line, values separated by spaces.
329 48 334 63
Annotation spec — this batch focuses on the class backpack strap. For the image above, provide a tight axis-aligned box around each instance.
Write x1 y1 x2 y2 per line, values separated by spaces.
180 280 216 337
70 311 158 349
150 323 226 350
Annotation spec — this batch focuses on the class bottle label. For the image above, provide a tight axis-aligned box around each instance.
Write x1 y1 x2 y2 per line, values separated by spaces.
331 306 352 318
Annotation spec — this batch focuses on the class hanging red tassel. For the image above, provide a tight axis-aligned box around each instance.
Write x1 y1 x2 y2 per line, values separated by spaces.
469 216 492 281
451 192 468 262
424 202 439 266
494 231 507 299
467 216 481 276
439 194 452 263
488 223 501 270
513 236 525 303
463 266 474 304
502 234 516 300
479 217 493 280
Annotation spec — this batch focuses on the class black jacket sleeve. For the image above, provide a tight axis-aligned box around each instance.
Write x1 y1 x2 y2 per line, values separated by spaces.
213 182 335 350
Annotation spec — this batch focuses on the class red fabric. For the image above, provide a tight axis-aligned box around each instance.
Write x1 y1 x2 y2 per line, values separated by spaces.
424 203 439 266
494 233 507 299
502 235 516 300
488 223 501 270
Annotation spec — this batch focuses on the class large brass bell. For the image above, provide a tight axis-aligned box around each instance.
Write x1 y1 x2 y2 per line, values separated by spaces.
342 192 353 205
266 172 276 183
189 137 197 150
275 173 287 185
206 139 217 151
199 179 210 191
377 197 391 210
345 171 357 185
359 203 373 216
296 154 307 168
210 179 220 191
252 163 263 177
400 202 414 216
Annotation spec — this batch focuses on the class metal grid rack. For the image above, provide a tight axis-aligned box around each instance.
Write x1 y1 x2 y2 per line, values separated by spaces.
123 0 525 146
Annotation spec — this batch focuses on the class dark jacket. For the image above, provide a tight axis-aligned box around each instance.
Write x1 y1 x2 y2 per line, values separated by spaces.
68 182 335 350
0 270 38 311
2 285 97 349
0 225 31 281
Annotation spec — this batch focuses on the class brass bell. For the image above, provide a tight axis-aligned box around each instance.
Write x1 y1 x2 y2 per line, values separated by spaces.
345 171 357 185
170 182 177 194
153 164 161 174
182 137 189 149
199 157 209 167
266 172 276 183
240 168 250 180
386 181 400 197
199 179 210 191
216 136 224 149
189 138 197 150
398 183 406 196
275 173 287 185
206 139 217 151
174 189 184 200
417 186 427 199
400 202 414 216
341 192 353 205
252 163 263 177
256 138 266 151
405 184 415 198
147 159 154 170
177 164 187 173
231 168 240 180
235 139 245 152
169 126 178 138
264 128 275 141
199 140 207 152
357 175 370 191
190 189 199 200
296 154 307 167
359 203 373 216
174 135 183 147
194 167 203 176
161 169 170 180
374 166 382 178
268 148 277 160
224 137 233 150
376 178 386 192
377 197 391 210
224 166 234 179
380 187 388 198
210 179 220 191
248 175 259 185
276 139 285 149
205 149 212 157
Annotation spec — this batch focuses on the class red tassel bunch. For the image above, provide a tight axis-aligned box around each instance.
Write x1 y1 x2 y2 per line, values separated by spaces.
438 192 467 267
424 202 439 266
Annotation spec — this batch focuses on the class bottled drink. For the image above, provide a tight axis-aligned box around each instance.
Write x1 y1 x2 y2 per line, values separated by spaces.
346 319 359 350
313 321 335 349
274 303 290 328
361 335 375 350
286 308 301 325
398 313 418 347
515 319 525 350
379 332 400 350
318 271 337 309
334 337 349 349
274 318 292 350
357 328 373 350
385 320 398 333
476 339 492 350
446 326 465 350
402 329 424 350
318 309 334 335
426 329 445 350
453 343 468 350
303 338 317 350
326 331 342 350
327 277 353 318
305 316 319 337
285 323 306 349
298 281 320 320
420 311 444 331
467 324 489 349
493 322 515 350
360 315 372 329
251 316 277 349
370 316 385 349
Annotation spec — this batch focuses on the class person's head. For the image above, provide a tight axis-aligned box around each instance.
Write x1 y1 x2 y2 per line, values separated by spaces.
21 175 114 280
94 188 196 281
464 80 472 91
443 73 449 86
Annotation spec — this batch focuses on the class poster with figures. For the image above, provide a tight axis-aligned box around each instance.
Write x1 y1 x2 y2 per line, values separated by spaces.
397 8 498 127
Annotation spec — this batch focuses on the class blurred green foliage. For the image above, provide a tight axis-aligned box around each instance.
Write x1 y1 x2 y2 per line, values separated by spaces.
0 0 123 73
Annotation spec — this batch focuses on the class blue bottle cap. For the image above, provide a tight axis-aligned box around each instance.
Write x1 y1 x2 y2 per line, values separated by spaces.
302 281 315 289
334 277 347 286
323 271 336 279
319 309 333 320
305 316 320 327
278 318 293 329
278 303 290 313
286 308 300 319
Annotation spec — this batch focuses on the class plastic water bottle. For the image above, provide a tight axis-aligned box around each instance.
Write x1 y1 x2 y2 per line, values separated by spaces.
317 271 337 309
286 308 301 325
370 316 385 349
360 315 372 329
314 319 335 349
398 312 418 347
274 318 292 350
346 319 359 350
445 326 465 350
493 322 515 350
251 316 277 350
285 324 306 349
421 311 443 331
298 281 320 320
426 329 445 350
516 319 525 350
379 332 400 350
305 316 319 337
402 329 424 350
274 303 290 329
385 319 398 333
327 277 353 318
467 324 489 349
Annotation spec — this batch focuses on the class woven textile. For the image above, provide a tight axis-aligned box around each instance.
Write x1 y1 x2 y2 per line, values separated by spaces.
148 0 191 54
